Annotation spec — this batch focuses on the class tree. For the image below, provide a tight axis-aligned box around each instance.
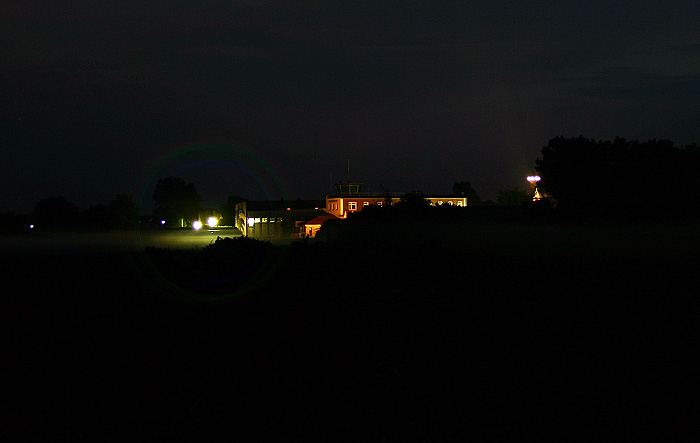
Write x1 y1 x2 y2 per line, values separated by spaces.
81 195 139 229
535 136 612 212
453 181 483 205
153 177 202 227
82 204 111 228
109 194 139 229
32 196 80 229
397 192 431 209
220 195 245 227
535 136 700 216
497 188 530 206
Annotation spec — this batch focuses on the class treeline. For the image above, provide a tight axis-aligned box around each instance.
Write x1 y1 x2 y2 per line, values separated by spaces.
536 136 700 218
0 175 245 232
1 195 141 231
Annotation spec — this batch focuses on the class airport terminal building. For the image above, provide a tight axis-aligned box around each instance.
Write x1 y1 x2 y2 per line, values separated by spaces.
235 184 467 239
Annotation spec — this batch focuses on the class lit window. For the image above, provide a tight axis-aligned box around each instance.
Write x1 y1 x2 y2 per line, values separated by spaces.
349 202 357 210
262 218 267 222
377 201 383 206
457 201 464 206
363 202 369 206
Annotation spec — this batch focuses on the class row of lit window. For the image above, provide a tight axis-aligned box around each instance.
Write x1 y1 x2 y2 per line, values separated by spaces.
247 217 284 227
331 199 464 211
430 200 464 206
347 201 386 210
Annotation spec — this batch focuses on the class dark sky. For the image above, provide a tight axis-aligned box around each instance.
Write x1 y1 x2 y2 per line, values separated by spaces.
3 1 699 213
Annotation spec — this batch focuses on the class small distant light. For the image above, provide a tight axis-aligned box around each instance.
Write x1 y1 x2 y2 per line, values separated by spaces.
206 217 218 228
287 207 291 211
29 224 34 229
527 175 541 183
161 220 166 225
193 220 203 231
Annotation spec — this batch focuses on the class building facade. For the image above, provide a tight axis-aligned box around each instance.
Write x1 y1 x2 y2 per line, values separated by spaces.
234 186 468 239
235 200 326 239
302 215 337 237
324 183 467 219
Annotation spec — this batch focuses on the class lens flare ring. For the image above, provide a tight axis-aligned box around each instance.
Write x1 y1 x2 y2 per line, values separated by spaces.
131 142 289 302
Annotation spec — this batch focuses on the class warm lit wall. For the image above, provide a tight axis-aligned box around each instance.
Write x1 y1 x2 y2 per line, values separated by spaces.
325 196 465 218
325 198 343 218
305 223 322 237
324 197 402 218
245 215 288 238
425 197 467 207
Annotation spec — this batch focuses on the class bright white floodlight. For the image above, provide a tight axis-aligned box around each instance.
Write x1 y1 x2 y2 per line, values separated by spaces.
192 220 203 231
526 175 541 184
206 217 218 228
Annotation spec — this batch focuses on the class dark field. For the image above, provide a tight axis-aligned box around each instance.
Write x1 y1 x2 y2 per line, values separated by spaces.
3 222 700 441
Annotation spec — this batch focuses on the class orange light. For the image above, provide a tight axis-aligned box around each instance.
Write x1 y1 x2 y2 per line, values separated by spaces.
533 188 542 200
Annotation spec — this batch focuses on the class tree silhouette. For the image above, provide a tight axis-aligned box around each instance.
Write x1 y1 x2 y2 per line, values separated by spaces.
220 195 245 226
153 177 202 227
32 196 80 229
109 194 139 229
497 188 530 206
397 192 431 208
453 181 482 205
535 136 700 216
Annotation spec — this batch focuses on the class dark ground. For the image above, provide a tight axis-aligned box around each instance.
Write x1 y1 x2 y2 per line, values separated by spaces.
3 221 700 441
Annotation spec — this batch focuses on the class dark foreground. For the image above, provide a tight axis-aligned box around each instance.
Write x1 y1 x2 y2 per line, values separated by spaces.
3 222 700 441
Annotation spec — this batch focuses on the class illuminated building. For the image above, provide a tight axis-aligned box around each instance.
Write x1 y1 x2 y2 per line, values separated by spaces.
302 215 337 238
235 200 325 239
325 183 467 219
233 184 469 239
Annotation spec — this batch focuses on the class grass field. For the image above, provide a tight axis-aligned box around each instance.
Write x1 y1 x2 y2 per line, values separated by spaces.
3 220 700 441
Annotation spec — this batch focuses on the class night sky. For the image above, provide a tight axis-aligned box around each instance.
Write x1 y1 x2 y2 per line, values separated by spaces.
3 1 699 214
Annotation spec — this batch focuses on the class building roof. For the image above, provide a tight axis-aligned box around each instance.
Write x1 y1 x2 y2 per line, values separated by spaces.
241 200 325 211
247 208 328 219
303 215 338 226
